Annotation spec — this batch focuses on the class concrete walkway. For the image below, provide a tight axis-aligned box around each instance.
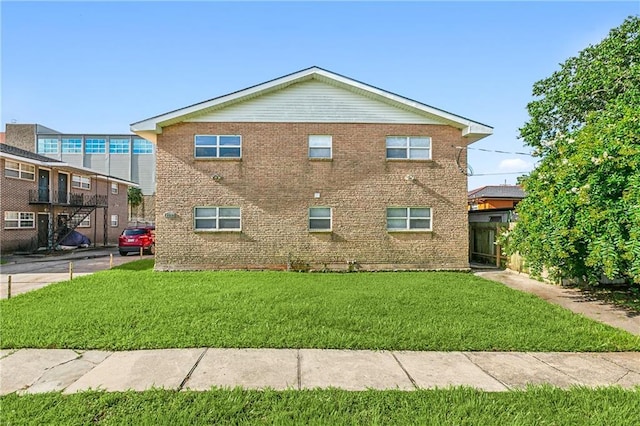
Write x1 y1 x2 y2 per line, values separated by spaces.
476 270 640 336
1 348 639 395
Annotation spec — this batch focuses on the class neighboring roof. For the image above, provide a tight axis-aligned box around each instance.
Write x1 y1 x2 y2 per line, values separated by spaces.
0 132 5 144
468 185 526 200
131 66 493 143
0 143 138 187
36 124 61 134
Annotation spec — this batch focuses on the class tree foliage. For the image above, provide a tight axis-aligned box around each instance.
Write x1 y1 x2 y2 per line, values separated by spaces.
508 16 640 285
127 186 143 208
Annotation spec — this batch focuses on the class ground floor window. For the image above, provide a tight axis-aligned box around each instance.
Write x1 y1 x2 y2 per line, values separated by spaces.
111 214 119 227
78 216 91 228
4 212 35 229
194 207 241 231
387 207 432 231
309 207 332 231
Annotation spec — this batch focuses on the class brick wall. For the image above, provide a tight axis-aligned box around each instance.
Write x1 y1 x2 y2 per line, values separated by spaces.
4 124 37 151
0 159 40 252
155 122 470 271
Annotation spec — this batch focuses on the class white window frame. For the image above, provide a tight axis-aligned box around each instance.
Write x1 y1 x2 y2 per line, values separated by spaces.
386 207 432 231
71 175 91 190
37 138 59 154
4 160 36 181
4 212 35 229
194 135 242 159
111 182 119 194
386 136 431 160
309 207 332 232
111 214 119 227
78 216 91 228
308 135 332 159
194 207 241 231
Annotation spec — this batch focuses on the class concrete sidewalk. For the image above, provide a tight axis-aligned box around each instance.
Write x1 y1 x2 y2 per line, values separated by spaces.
1 348 638 394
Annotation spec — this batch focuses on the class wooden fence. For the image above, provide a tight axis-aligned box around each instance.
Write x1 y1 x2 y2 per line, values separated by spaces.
469 222 509 267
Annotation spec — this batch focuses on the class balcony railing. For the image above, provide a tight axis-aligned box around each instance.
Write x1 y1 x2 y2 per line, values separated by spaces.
29 190 108 207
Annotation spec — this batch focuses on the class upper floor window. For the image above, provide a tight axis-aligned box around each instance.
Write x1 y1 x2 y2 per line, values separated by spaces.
194 207 241 231
111 182 119 194
133 139 154 154
37 138 59 154
386 136 431 160
387 207 432 231
85 139 106 154
308 135 332 159
309 207 332 231
5 160 35 181
109 138 130 154
4 212 35 229
61 138 82 153
194 135 241 159
72 175 91 190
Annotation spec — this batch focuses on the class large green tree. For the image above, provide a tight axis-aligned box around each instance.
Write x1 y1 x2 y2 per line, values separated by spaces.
508 16 640 285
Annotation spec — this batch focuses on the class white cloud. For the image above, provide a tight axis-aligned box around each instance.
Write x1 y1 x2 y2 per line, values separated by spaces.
498 158 533 173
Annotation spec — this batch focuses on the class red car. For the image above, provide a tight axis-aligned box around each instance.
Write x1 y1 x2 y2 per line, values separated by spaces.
118 226 155 256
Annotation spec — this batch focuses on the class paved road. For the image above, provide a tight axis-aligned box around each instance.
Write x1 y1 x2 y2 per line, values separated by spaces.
0 248 151 299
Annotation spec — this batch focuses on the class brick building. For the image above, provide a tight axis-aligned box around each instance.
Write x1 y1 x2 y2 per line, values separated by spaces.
3 124 155 223
1 143 133 253
131 67 493 271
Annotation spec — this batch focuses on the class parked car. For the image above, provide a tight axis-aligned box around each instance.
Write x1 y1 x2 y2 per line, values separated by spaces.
118 226 155 256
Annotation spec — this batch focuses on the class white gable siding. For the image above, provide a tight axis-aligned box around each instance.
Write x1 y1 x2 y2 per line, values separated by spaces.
186 80 444 124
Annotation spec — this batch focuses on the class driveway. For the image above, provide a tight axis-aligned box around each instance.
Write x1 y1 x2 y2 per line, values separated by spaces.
1 248 151 299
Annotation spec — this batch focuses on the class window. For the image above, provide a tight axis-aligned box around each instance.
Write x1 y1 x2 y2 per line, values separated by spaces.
111 214 119 227
61 138 82 153
37 138 59 154
194 207 241 231
78 216 91 228
111 182 119 194
133 139 154 154
85 139 106 154
109 138 130 154
4 160 35 180
309 207 332 231
4 212 35 229
72 175 91 190
309 135 332 159
387 207 432 231
194 135 241 159
386 136 431 160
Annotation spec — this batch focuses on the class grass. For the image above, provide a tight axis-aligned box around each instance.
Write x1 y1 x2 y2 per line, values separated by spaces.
1 260 638 351
2 387 640 425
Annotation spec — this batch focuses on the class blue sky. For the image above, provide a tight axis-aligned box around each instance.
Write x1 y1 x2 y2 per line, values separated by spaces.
2 1 638 189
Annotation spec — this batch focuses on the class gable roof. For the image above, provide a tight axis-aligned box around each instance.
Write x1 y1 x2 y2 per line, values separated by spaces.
468 185 526 200
0 143 138 187
131 66 493 143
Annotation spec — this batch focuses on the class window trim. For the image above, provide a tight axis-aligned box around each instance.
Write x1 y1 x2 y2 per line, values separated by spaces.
193 206 242 232
386 207 433 232
71 175 91 190
4 160 36 181
78 215 91 228
4 211 35 229
309 207 332 232
110 214 119 227
385 136 432 160
308 135 333 160
194 135 242 159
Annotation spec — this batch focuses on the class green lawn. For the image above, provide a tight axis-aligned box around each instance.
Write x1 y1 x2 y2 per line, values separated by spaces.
2 387 639 425
1 260 638 351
